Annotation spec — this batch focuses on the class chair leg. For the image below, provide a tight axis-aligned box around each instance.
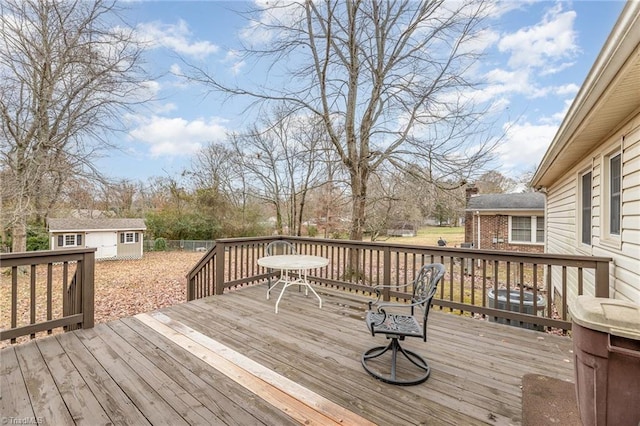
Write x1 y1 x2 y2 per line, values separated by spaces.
362 338 431 385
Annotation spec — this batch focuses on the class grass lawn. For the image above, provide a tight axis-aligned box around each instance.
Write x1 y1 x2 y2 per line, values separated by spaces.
367 225 465 247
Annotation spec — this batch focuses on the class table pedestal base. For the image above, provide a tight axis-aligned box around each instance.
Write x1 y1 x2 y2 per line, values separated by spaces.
266 271 322 314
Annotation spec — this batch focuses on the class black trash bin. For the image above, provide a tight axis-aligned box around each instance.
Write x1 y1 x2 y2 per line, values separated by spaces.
569 296 640 426
487 289 546 331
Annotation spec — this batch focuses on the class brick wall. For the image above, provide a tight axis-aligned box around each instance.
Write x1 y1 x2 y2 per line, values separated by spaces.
464 214 544 253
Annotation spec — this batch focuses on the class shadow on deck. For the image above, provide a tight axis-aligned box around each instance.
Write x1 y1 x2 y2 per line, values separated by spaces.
1 284 576 425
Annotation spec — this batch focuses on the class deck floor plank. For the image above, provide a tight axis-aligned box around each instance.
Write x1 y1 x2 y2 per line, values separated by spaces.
94 322 217 425
1 283 575 426
54 331 152 426
1 347 36 421
35 336 112 425
113 318 294 426
206 290 539 394
13 341 75 425
172 289 522 425
75 326 189 426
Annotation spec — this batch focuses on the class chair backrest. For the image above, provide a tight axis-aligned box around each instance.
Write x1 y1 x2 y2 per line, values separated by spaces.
266 240 297 256
412 263 445 340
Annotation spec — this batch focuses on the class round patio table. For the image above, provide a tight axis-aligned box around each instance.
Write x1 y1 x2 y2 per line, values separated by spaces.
258 254 329 313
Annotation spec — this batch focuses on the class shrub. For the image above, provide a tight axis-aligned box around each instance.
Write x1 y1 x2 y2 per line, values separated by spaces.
307 225 318 237
154 237 167 251
27 227 49 251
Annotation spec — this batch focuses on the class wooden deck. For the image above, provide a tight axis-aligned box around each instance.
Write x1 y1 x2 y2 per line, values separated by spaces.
1 284 576 425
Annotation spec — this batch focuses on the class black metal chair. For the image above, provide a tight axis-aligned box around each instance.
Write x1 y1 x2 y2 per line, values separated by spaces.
362 263 445 385
265 240 298 297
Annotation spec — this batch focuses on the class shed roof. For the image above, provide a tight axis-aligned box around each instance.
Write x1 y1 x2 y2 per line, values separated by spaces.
47 218 146 232
465 193 545 212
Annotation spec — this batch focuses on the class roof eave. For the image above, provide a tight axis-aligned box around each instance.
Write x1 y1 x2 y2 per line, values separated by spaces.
49 227 147 233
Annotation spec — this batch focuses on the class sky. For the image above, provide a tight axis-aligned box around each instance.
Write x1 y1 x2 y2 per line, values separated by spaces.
98 0 627 182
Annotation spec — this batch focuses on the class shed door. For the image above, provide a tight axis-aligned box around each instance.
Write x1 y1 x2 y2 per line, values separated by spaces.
85 232 117 259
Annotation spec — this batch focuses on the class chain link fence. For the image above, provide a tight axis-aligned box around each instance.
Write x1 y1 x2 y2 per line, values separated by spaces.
144 239 215 252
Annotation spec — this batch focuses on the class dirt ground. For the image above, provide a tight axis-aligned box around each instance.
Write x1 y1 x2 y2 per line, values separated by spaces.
0 251 204 348
92 251 203 324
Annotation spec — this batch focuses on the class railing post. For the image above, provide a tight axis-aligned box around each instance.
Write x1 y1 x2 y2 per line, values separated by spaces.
187 274 194 301
383 246 391 301
594 260 610 298
82 251 95 329
215 242 226 295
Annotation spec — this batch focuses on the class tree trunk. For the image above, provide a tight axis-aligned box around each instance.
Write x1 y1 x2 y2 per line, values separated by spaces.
11 218 27 253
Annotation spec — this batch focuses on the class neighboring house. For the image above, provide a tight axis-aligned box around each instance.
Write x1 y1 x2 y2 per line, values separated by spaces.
48 218 146 260
531 2 640 304
464 187 545 253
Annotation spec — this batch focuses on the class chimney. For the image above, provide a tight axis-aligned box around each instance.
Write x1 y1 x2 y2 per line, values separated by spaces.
466 185 479 202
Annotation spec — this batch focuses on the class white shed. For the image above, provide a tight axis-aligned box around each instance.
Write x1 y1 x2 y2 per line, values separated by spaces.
47 218 146 260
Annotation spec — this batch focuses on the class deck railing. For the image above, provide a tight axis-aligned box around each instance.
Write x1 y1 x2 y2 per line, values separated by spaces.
1 248 95 343
187 236 611 331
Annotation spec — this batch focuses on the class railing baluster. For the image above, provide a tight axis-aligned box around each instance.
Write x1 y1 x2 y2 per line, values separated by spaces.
578 268 584 295
11 266 17 344
179 236 612 333
47 263 53 334
30 264 36 339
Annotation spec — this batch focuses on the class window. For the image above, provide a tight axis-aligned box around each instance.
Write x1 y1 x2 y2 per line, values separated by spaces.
120 232 139 244
580 171 592 245
610 153 621 235
509 216 544 244
58 234 82 247
536 216 544 243
511 217 531 242
602 149 622 244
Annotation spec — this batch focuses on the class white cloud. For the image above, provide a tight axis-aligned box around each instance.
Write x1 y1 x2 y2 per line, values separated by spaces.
128 116 228 157
554 83 580 96
498 3 578 71
238 1 308 47
136 20 219 59
169 63 184 76
224 50 246 75
497 121 559 172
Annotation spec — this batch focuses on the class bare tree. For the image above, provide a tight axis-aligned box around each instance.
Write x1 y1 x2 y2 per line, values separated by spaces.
0 0 147 252
223 109 328 236
475 170 518 194
186 0 498 242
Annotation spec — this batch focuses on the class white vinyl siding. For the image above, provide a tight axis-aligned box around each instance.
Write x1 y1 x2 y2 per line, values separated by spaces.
545 113 640 304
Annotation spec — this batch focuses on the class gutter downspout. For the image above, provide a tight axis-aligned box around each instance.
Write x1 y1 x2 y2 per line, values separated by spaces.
475 211 481 250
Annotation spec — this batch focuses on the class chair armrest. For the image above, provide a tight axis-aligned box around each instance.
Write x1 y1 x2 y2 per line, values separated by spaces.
368 282 415 306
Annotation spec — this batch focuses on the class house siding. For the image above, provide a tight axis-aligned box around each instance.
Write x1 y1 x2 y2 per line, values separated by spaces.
545 112 640 304
117 231 143 259
50 232 86 250
48 218 146 260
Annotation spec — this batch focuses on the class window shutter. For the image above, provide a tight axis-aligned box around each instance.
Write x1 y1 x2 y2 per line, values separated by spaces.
135 232 139 243
77 234 83 246
120 233 124 244
58 235 64 247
